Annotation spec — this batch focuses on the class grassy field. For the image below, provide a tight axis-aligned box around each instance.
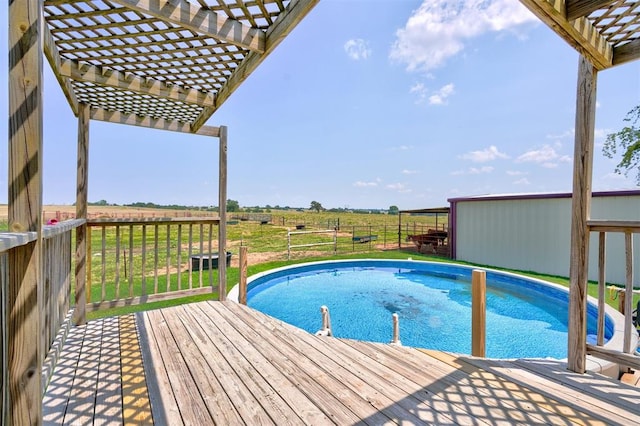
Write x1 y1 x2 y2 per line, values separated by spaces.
1 205 637 321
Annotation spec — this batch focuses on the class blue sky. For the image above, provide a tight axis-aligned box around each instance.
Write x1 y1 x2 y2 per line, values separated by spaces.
2 0 639 210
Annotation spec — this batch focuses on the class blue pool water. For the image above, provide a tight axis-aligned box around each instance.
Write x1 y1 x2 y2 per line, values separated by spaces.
246 260 613 359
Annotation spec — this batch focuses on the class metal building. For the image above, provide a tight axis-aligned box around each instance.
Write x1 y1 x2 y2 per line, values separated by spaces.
449 191 640 287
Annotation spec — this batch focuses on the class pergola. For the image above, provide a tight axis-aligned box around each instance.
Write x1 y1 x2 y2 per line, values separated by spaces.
7 0 317 422
3 0 640 423
517 0 640 373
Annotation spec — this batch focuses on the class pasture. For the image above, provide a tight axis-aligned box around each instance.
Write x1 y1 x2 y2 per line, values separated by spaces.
2 204 634 319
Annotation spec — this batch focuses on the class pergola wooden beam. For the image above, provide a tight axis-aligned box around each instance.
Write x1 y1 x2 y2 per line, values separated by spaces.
614 38 640 66
519 0 613 70
59 59 216 107
90 107 220 136
192 0 319 131
565 0 613 21
111 0 265 53
42 23 79 116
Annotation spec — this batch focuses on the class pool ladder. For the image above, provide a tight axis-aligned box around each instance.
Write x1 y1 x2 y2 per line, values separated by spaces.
314 306 402 346
315 305 332 337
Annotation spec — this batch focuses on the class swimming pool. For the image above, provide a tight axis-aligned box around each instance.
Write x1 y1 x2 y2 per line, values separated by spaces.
235 259 616 359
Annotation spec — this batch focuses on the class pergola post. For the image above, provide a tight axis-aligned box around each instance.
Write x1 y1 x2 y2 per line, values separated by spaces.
8 0 44 421
567 55 597 373
218 126 228 300
74 103 90 325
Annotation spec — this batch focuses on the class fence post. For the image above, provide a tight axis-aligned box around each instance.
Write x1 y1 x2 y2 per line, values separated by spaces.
472 269 486 357
239 246 248 305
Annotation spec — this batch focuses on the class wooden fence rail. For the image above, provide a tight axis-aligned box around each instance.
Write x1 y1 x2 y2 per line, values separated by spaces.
1 218 84 412
84 218 221 312
586 220 640 370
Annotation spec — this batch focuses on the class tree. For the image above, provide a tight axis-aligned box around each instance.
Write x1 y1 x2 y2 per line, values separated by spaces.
388 205 399 215
310 201 324 212
603 105 640 184
226 199 240 212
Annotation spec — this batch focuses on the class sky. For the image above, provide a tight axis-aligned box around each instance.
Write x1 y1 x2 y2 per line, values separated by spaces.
1 0 639 210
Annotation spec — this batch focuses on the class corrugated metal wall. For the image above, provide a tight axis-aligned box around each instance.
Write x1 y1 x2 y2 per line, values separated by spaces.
453 193 640 286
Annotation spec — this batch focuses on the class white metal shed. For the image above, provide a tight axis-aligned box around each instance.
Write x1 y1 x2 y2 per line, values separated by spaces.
449 191 640 287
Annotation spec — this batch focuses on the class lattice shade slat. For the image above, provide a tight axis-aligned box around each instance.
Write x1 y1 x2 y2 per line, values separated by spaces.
41 0 638 133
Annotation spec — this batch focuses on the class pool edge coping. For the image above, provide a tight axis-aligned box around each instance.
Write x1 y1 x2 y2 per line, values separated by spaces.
228 258 636 377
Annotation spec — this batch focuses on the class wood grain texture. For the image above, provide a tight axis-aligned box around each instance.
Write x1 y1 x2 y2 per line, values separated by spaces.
192 0 320 130
43 301 640 424
218 127 228 300
567 55 597 373
111 0 265 52
239 246 248 304
471 269 486 357
75 103 90 326
8 0 44 421
519 0 612 69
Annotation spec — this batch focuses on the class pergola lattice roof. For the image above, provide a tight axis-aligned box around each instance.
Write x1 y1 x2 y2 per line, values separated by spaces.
520 0 640 69
43 0 318 135
42 0 638 137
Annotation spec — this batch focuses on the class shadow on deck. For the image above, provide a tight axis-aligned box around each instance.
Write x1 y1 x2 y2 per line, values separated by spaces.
44 301 640 425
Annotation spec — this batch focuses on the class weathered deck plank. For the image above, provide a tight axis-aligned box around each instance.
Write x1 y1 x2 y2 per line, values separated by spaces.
184 303 329 425
43 301 640 425
199 302 376 424
93 317 123 425
159 305 273 424
222 300 461 425
144 308 214 425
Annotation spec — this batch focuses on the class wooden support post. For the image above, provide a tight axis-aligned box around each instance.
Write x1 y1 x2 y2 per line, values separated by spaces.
239 246 248 305
74 103 90 325
568 56 597 374
618 290 626 315
398 212 402 250
596 232 606 346
471 269 486 357
8 0 44 421
218 126 228 300
623 231 634 353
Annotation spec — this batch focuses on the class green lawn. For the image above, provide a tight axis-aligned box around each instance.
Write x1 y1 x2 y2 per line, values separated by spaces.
87 249 638 321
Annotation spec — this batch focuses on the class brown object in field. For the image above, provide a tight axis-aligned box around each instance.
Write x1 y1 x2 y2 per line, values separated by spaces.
407 229 448 251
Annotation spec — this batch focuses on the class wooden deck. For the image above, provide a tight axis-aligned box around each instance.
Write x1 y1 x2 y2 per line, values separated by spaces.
43 301 640 425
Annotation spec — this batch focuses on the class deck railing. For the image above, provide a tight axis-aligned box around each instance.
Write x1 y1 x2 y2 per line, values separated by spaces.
586 220 640 370
84 218 222 313
1 219 84 401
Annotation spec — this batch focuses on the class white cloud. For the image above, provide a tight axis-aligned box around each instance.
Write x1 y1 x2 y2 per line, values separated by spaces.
460 145 509 162
517 145 558 163
402 169 419 175
353 180 378 187
392 145 414 151
344 39 372 60
513 178 530 185
429 83 455 105
410 82 428 104
389 0 537 73
547 129 574 141
506 170 527 176
594 128 610 140
469 166 494 174
386 183 412 193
